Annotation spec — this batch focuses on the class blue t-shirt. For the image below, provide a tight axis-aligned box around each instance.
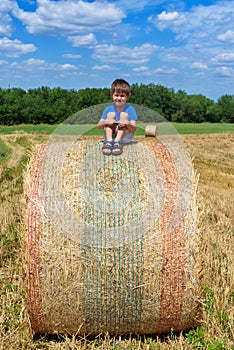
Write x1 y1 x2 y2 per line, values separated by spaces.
101 104 138 122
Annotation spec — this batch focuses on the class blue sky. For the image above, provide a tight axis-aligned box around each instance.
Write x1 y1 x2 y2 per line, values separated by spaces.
0 0 234 100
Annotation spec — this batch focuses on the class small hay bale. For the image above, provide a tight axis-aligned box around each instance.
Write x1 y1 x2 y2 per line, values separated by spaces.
24 137 201 335
145 124 157 137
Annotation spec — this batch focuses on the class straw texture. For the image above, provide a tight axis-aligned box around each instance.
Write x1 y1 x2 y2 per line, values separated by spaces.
25 137 200 335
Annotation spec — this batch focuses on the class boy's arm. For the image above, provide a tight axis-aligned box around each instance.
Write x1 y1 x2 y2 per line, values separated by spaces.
123 120 136 133
118 107 137 132
127 120 136 133
118 120 136 132
97 119 106 130
97 118 116 130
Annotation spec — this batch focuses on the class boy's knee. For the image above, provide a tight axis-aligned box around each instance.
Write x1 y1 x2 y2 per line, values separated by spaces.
107 112 116 121
120 112 129 124
120 112 129 120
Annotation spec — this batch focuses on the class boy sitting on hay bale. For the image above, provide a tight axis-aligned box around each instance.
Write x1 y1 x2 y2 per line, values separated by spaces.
97 79 138 156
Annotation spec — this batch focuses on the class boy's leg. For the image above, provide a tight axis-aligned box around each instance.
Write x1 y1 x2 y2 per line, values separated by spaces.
114 125 127 141
112 112 130 155
102 112 118 155
105 112 117 141
114 111 129 141
105 125 114 141
102 122 116 156
112 126 126 155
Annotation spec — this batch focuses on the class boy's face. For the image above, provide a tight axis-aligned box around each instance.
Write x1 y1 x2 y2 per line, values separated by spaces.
112 91 129 108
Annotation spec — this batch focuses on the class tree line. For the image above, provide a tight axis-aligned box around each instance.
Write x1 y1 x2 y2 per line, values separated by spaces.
0 84 233 125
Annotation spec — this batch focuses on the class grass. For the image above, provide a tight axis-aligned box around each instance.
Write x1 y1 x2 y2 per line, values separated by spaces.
0 131 233 349
0 124 57 134
172 122 233 134
0 138 11 164
0 122 233 135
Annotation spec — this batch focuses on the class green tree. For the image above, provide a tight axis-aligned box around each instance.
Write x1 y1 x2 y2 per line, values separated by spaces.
187 94 214 123
217 95 234 123
206 104 222 122
3 88 27 124
130 83 174 120
0 85 232 125
172 90 189 122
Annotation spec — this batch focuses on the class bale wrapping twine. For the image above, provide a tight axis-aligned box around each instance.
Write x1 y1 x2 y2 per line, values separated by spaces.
25 137 200 335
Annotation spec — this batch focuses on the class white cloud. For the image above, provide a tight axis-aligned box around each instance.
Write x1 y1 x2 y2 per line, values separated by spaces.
157 11 185 23
93 43 159 65
216 66 234 77
149 1 234 43
21 58 45 66
0 59 8 65
132 66 178 77
59 63 77 70
217 30 234 43
146 1 234 78
0 14 12 36
212 53 234 64
0 37 37 57
217 53 234 62
190 61 208 69
0 0 14 11
0 0 18 36
10 58 48 71
148 10 186 29
132 66 149 72
13 0 125 35
63 54 82 59
10 58 77 71
164 53 188 62
154 67 178 74
92 65 117 71
68 33 97 47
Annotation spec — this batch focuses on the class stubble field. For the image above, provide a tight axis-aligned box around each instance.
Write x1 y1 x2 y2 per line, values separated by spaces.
0 131 233 349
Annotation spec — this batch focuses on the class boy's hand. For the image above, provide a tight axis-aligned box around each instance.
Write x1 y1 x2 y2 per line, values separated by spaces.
118 120 130 127
98 119 115 127
97 119 106 129
105 119 116 126
125 121 137 133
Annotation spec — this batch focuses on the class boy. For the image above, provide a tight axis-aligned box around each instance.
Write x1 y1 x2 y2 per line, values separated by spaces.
97 79 138 155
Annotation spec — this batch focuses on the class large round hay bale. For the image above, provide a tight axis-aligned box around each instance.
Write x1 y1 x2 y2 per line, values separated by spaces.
145 124 157 137
24 137 201 335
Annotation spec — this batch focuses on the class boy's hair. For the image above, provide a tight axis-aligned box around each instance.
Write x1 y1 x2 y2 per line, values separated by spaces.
110 79 131 97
